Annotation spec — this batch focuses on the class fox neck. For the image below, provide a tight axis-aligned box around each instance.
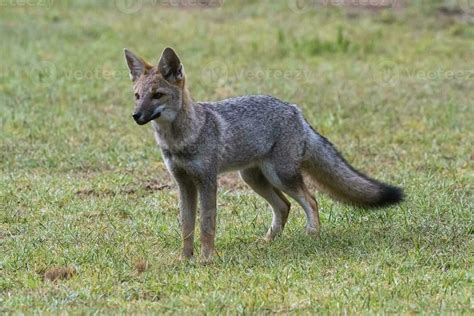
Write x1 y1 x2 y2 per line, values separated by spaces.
152 86 204 151
181 81 192 107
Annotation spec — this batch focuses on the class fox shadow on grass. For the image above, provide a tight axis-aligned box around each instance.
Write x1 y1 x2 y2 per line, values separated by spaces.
216 225 390 264
212 208 466 266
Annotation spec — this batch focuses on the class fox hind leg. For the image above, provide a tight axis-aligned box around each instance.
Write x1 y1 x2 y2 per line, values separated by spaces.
240 168 291 241
261 164 321 238
299 185 321 237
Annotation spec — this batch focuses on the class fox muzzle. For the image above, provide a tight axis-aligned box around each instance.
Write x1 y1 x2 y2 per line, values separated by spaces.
132 108 162 125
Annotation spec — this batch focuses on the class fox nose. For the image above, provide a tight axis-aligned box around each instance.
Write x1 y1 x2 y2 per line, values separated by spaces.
132 112 142 121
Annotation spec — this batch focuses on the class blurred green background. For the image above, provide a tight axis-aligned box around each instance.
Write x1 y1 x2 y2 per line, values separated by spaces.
0 0 472 314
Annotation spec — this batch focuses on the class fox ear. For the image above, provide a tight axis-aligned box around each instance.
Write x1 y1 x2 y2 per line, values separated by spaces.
158 47 184 84
124 49 151 81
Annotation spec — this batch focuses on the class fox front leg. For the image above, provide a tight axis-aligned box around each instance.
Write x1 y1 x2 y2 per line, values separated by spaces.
197 178 217 263
176 176 197 260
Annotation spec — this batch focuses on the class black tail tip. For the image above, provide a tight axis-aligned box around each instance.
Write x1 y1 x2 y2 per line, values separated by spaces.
377 185 404 207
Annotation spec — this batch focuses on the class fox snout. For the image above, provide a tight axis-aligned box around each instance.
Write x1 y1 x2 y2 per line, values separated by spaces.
132 108 162 125
132 112 145 125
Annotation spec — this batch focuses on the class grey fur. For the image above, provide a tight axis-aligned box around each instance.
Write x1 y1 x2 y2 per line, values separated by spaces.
124 47 403 261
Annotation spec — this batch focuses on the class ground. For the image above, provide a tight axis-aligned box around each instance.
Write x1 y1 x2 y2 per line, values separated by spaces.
0 1 473 314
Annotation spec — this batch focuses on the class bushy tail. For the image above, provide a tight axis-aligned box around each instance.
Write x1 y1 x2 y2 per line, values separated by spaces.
302 123 404 208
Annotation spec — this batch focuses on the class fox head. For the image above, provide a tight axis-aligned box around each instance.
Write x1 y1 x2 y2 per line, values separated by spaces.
124 47 188 125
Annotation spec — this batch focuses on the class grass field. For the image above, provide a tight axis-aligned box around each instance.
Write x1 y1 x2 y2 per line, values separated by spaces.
1 0 473 314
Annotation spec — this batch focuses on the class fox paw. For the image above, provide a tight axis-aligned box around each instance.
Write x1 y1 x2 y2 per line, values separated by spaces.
305 226 320 238
264 226 282 242
199 255 214 265
179 256 194 264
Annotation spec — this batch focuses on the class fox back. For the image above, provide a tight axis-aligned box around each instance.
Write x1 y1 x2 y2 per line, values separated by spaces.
123 47 403 261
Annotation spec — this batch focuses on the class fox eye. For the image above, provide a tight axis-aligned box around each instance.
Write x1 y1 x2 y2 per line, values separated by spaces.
134 93 140 100
152 92 164 99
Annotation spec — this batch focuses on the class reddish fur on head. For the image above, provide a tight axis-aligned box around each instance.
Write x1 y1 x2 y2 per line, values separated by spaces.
124 47 191 125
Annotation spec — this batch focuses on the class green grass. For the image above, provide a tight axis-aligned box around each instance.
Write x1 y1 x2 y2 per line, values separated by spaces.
1 1 473 314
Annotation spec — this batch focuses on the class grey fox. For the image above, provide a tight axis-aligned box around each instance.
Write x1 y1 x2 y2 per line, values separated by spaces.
124 47 404 262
